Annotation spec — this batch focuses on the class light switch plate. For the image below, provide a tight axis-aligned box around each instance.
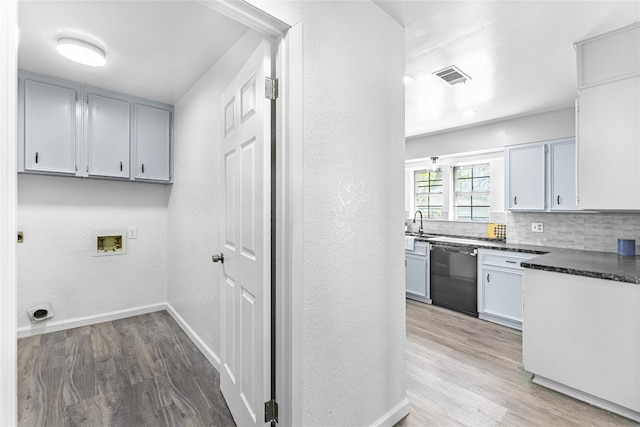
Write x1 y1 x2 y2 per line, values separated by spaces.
128 227 137 239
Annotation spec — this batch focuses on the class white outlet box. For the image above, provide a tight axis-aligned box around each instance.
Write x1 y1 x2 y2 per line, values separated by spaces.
531 222 544 233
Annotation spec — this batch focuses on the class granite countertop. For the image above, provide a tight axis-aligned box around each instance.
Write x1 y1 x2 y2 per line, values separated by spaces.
405 232 640 284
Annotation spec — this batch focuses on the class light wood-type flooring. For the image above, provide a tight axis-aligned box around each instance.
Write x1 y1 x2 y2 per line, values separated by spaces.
397 299 639 426
17 311 236 426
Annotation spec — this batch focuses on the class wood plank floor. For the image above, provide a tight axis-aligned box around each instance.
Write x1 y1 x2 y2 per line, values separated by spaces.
397 300 639 426
17 311 236 427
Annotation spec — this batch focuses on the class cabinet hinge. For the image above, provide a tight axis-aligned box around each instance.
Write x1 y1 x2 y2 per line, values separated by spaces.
265 77 278 100
264 399 278 423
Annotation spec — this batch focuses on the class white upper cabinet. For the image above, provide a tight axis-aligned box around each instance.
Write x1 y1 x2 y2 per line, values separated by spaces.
506 143 546 211
575 23 640 210
20 76 81 175
86 93 130 178
134 104 171 182
549 139 578 211
18 71 173 183
505 138 578 212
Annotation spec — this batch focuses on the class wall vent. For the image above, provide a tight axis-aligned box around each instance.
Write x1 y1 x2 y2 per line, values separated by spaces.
433 65 471 85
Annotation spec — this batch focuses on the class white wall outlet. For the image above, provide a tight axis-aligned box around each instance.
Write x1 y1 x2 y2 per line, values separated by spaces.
128 227 137 239
531 222 544 233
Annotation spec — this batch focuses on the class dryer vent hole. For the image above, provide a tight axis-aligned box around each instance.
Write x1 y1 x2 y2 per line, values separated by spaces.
33 309 49 320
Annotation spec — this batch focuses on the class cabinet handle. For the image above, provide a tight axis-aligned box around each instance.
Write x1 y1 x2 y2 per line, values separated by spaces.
505 260 517 264
35 152 39 164
141 163 145 174
120 161 123 172
557 195 561 205
514 196 517 205
487 273 490 283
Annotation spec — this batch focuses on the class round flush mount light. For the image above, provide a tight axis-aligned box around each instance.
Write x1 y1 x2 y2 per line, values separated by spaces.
56 37 106 67
403 74 414 85
462 110 477 117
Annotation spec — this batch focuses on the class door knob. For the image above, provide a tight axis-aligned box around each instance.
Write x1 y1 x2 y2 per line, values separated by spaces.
212 253 224 263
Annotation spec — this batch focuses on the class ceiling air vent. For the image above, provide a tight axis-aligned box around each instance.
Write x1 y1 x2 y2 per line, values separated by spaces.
433 65 471 85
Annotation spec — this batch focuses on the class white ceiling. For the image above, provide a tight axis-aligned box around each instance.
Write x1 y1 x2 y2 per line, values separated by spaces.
375 0 640 138
18 1 249 105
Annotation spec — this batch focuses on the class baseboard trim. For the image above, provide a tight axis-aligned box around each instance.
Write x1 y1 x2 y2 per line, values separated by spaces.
370 397 411 427
165 303 221 371
533 375 640 423
17 303 167 338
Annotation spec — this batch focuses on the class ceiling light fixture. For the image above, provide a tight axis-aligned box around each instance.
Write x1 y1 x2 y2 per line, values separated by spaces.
56 37 106 67
428 156 439 172
403 74 414 85
462 110 477 117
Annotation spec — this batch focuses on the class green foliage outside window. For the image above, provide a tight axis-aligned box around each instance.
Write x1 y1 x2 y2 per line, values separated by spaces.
454 164 490 221
414 169 443 219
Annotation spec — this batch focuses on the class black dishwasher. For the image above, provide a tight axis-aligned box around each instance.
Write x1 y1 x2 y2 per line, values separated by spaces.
429 243 478 317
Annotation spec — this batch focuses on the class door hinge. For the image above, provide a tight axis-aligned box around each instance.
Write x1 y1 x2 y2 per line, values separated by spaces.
75 91 78 102
86 95 89 104
265 399 278 423
265 77 278 100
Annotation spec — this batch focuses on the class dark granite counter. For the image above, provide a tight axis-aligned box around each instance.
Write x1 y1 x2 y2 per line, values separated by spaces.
405 232 640 284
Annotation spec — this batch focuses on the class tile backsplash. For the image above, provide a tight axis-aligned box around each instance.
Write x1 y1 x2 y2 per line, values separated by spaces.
507 212 640 253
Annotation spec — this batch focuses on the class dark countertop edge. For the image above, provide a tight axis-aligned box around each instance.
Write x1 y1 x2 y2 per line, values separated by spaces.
405 232 640 285
520 262 640 284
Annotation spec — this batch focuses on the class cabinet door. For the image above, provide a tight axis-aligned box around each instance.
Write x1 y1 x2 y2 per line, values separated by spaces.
86 94 130 178
507 144 546 211
24 79 79 174
578 76 640 210
480 267 523 322
134 104 171 181
406 254 427 297
550 139 579 211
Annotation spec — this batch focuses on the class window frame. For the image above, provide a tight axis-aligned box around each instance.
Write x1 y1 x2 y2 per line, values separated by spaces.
414 169 444 219
453 163 491 221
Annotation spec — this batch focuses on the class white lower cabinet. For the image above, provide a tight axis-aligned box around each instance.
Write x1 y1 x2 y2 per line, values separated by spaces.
523 268 640 420
477 248 537 330
406 241 431 304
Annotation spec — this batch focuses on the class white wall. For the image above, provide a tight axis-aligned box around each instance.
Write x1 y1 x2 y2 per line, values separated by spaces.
166 29 264 364
17 175 169 330
247 2 408 425
406 107 575 160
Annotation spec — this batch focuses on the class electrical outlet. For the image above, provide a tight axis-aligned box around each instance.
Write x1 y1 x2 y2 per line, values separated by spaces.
531 222 544 233
128 227 137 239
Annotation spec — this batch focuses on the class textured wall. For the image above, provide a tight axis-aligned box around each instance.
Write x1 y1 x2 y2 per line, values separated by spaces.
406 107 575 160
17 174 169 329
299 4 406 425
508 212 640 253
251 1 408 425
167 30 263 362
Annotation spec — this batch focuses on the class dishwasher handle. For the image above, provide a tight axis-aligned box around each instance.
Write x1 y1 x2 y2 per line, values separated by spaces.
430 244 477 256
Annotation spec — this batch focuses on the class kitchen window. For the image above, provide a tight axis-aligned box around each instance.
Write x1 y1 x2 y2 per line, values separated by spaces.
454 164 490 221
414 169 443 218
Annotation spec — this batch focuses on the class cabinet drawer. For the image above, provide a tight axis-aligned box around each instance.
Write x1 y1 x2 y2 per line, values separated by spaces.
480 251 536 270
406 241 429 256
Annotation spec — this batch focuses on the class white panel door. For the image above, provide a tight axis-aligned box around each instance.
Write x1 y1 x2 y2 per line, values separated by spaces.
220 40 271 427
134 104 171 181
24 79 79 174
86 94 130 178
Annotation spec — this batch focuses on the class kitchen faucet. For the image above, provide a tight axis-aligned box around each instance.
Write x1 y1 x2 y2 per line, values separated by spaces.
413 210 423 235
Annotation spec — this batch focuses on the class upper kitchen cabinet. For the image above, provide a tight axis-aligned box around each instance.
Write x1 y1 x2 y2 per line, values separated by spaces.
18 73 82 175
506 142 546 211
133 104 171 182
505 137 578 212
17 71 174 184
575 23 640 210
85 91 130 179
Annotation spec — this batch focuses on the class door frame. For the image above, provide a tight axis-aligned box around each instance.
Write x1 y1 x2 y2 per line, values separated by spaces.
0 1 303 426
